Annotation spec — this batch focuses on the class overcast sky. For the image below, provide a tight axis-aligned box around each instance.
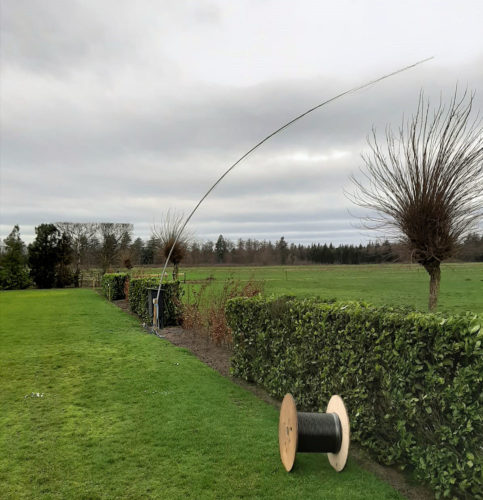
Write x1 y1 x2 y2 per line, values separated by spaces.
1 0 482 246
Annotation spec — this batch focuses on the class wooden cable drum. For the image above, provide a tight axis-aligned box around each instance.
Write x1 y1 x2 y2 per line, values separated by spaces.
278 394 350 472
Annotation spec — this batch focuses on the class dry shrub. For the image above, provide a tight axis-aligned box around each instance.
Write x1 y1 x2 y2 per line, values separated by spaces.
182 276 264 346
181 280 209 331
181 303 203 330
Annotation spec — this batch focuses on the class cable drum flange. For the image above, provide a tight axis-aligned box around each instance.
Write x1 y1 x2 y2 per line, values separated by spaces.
278 394 350 472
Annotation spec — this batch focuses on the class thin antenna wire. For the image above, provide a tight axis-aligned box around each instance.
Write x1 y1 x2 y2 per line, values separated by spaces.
155 57 434 315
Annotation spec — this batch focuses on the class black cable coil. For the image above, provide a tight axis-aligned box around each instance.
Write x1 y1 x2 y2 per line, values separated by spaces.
297 412 342 454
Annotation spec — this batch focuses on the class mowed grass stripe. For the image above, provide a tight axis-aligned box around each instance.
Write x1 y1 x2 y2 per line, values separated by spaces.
0 289 403 499
177 263 483 314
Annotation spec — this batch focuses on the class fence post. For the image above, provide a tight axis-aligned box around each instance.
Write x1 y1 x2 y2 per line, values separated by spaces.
153 298 158 327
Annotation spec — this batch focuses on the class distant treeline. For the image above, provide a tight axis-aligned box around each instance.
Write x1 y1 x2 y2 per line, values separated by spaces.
2 224 483 281
133 233 483 267
180 233 483 266
183 236 395 266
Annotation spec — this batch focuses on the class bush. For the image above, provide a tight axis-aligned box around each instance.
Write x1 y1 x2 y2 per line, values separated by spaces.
0 266 31 290
0 225 31 290
129 277 183 326
226 296 482 499
101 273 128 300
182 277 264 345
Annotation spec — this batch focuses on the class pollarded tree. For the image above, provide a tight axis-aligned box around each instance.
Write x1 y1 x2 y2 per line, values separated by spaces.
152 210 192 280
350 90 483 311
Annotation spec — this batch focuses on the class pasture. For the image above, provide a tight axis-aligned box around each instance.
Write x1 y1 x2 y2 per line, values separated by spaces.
165 263 483 314
0 289 403 499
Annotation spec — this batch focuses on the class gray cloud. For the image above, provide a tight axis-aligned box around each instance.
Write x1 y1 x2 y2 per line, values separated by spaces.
1 1 483 245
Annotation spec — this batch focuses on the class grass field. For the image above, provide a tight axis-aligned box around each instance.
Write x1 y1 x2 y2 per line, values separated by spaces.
0 289 403 499
171 263 483 315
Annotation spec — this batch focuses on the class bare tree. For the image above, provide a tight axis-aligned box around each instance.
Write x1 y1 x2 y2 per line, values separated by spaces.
55 223 99 283
152 210 192 280
98 223 133 273
349 89 483 311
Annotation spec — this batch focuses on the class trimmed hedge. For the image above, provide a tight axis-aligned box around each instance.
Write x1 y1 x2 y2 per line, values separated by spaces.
101 273 128 300
129 277 183 326
226 296 482 499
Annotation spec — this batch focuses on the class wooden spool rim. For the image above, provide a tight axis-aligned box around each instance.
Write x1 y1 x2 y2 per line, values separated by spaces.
326 395 350 471
279 393 298 472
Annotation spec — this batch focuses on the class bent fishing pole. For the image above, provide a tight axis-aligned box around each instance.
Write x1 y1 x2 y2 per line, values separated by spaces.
154 56 434 324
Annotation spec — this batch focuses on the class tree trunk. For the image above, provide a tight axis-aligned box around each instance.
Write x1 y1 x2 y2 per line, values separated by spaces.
424 262 441 312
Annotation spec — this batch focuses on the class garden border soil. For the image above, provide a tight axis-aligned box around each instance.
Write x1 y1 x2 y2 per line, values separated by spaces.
113 298 433 500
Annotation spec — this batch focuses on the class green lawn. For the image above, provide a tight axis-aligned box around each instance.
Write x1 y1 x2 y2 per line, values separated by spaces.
0 289 403 499
174 263 483 314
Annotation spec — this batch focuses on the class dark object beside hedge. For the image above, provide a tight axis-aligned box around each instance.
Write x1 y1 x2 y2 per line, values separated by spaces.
226 296 482 499
101 273 128 300
129 278 183 326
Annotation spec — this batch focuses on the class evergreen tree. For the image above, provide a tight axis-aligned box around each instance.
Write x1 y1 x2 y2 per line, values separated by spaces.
0 225 31 290
28 224 71 288
130 237 144 266
55 232 73 287
215 235 227 263
142 236 158 265
276 236 289 265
